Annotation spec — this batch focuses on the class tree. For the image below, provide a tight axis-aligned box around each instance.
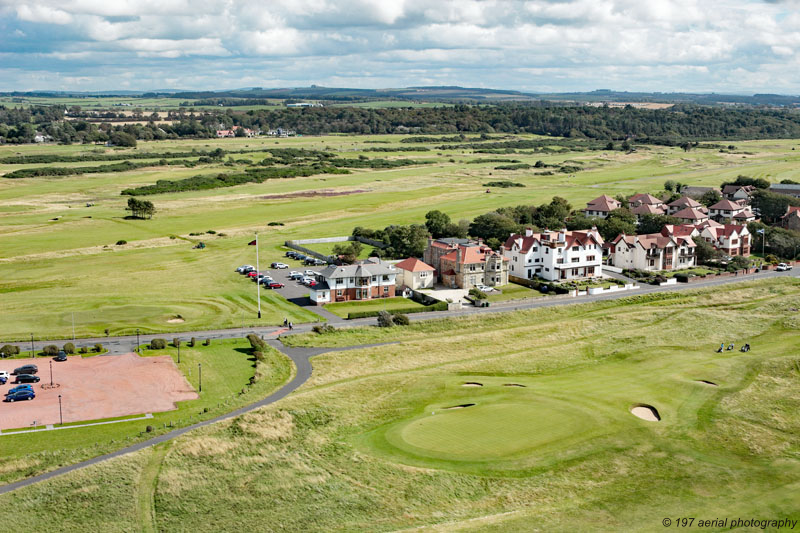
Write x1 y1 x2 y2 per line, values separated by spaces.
469 212 521 243
721 175 770 190
565 213 596 231
750 190 800 224
425 210 452 238
108 131 137 147
637 214 681 235
332 241 363 263
63 342 75 354
126 197 156 219
694 237 721 265
698 189 722 207
383 224 429 258
729 255 751 271
597 208 636 241
664 180 677 192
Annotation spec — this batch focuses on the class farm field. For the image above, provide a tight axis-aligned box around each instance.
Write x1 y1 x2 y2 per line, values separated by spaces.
2 134 800 340
0 339 293 484
1 278 798 530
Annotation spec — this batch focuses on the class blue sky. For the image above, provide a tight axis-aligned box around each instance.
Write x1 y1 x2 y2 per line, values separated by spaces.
0 0 798 94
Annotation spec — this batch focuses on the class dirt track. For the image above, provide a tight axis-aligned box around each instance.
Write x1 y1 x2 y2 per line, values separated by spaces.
0 353 197 430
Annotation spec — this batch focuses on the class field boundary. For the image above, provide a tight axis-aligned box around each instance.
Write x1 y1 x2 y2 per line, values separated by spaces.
0 413 153 436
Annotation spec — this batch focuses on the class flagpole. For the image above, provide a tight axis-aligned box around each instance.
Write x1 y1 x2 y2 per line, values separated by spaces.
256 232 262 319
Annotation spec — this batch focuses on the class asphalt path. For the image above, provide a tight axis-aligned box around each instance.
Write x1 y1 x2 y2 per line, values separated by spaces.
0 268 795 495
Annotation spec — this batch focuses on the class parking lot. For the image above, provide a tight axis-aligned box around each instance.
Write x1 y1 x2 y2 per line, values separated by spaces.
236 253 326 306
0 353 197 430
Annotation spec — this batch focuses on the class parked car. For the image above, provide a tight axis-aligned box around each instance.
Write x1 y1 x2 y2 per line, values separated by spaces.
273 262 289 269
0 376 6 385
247 271 265 278
289 271 303 280
7 384 33 395
4 390 34 402
14 374 40 384
236 265 252 273
12 364 37 375
285 251 296 258
0 370 9 380
267 282 285 289
295 254 307 261
776 263 793 271
260 277 274 285
312 258 327 266
55 351 68 362
303 270 317 277
475 284 495 292
241 266 256 274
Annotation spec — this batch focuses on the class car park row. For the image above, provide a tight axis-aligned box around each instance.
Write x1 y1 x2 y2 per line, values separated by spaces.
235 251 327 291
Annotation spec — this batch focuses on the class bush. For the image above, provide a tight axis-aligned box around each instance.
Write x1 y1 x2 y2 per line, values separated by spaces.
149 338 167 350
0 344 20 358
468 288 487 300
116 240 127 245
63 342 75 354
42 344 59 356
246 333 267 351
93 343 103 353
253 351 266 362
79 346 88 354
312 324 336 335
146 425 154 433
203 339 210 346
392 314 410 326
377 311 394 328
188 337 196 347
172 338 181 348
268 221 284 226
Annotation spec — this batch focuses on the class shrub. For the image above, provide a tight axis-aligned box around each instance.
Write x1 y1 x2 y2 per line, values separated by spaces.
79 346 88 354
146 425 154 433
93 343 103 353
268 222 284 226
0 344 20 358
253 351 266 362
116 240 127 245
246 333 267 351
63 342 75 354
42 344 59 356
377 311 394 328
392 313 410 326
188 337 196 347
149 338 167 350
104 328 110 336
312 324 336 334
203 339 210 346
765 254 779 264
206 230 216 234
468 288 487 300
172 338 181 348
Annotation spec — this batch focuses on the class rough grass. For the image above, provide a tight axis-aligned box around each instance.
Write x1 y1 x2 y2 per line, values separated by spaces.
2 279 799 531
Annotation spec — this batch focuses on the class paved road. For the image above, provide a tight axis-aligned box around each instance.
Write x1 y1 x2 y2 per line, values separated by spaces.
0 268 795 495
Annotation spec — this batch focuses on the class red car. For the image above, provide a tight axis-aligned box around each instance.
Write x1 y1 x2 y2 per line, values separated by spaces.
267 282 285 289
247 271 259 278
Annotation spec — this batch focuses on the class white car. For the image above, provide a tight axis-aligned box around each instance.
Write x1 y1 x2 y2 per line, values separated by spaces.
303 270 317 277
236 265 254 273
776 263 793 271
273 262 289 269
475 284 495 292
0 371 9 380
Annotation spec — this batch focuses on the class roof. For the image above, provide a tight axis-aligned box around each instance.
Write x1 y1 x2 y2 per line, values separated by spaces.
585 194 621 212
629 193 663 205
631 204 665 216
783 206 800 218
503 229 603 253
668 196 702 209
441 244 507 264
429 238 472 249
661 224 698 238
394 257 435 272
722 184 756 195
318 260 395 279
770 184 800 191
702 224 748 240
709 199 744 210
733 209 755 219
612 232 695 250
309 281 330 292
673 207 709 220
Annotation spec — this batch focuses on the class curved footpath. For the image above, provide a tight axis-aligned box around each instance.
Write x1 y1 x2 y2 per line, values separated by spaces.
0 269 795 495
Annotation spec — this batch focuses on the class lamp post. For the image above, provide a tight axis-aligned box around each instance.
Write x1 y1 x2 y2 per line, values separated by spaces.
177 340 180 364
198 363 202 393
30 333 34 358
58 394 63 426
255 232 262 319
136 328 140 353
49 360 53 387
71 312 75 341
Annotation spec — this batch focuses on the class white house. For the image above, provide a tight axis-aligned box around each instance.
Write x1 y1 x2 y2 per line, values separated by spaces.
501 228 604 282
394 257 435 290
608 232 697 272
700 224 751 257
309 259 397 305
584 195 622 219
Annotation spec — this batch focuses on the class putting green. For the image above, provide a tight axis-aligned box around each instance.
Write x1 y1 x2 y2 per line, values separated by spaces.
384 396 587 462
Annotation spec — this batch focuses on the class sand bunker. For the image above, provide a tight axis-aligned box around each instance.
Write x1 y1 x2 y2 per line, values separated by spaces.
167 317 185 323
630 404 661 422
697 380 718 386
443 404 475 410
462 382 483 387
503 383 526 388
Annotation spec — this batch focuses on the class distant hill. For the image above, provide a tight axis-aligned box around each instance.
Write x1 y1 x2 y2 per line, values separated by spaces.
2 86 799 107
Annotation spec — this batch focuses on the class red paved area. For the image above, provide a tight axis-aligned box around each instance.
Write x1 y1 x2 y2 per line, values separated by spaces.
0 353 197 430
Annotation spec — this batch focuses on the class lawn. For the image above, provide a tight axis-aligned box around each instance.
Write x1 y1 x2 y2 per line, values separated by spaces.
0 338 293 484
662 266 721 277
300 240 375 260
323 296 427 318
1 279 798 530
485 282 542 302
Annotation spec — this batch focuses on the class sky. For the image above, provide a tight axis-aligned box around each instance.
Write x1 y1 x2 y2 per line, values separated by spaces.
0 0 799 94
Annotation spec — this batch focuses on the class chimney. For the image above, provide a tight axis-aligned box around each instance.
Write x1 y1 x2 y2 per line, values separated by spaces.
456 246 462 264
558 230 566 243
525 227 533 237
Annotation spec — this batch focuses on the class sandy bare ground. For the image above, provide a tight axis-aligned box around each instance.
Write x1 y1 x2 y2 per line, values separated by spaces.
0 353 197 430
630 405 660 422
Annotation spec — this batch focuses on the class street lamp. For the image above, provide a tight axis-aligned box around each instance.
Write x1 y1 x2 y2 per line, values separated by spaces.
49 360 53 387
30 333 34 358
255 232 262 319
58 394 63 426
177 340 180 364
198 363 202 392
136 328 140 353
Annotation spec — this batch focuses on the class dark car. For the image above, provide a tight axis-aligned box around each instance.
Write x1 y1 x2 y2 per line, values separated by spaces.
4 390 34 402
0 376 6 385
7 384 33 395
55 351 68 362
12 364 38 375
15 374 40 384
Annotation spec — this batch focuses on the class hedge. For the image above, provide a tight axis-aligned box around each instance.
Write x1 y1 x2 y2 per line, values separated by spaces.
346 300 447 319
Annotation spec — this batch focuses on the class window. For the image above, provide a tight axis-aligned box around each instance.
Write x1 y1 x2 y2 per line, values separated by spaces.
384 286 389 294
587 266 595 275
572 246 579 251
336 290 343 296
513 256 518 262
532 247 538 252
586 255 595 261
420 272 428 277
571 257 579 263
545 248 549 254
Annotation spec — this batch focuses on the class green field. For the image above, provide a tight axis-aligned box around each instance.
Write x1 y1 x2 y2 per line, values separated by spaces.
0 338 293 484
1 279 798 530
2 134 800 341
